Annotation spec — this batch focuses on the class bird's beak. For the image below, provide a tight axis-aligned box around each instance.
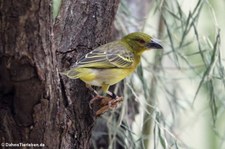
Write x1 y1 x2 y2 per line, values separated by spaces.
147 38 163 49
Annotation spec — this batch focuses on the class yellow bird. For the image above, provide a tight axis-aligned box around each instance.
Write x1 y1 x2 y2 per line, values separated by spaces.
61 32 162 95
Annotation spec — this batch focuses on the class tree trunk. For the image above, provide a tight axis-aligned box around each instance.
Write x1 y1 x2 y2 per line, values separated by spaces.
0 0 119 148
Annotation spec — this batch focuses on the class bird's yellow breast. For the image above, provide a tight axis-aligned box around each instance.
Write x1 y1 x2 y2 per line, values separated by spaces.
80 68 134 86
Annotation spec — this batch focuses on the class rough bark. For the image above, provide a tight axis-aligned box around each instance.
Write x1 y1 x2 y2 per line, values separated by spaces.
0 0 119 148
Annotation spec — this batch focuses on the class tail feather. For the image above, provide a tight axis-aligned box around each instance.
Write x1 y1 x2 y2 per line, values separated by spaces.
60 69 79 79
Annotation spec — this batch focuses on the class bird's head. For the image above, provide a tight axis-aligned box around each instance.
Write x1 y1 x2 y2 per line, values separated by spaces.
122 32 163 55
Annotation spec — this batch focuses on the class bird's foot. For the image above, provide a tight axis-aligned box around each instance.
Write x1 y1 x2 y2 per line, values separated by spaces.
89 94 123 117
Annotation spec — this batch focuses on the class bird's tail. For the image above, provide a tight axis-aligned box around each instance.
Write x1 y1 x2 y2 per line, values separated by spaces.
60 69 79 79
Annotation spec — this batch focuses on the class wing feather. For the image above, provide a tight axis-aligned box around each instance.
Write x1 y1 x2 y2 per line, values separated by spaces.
74 41 134 68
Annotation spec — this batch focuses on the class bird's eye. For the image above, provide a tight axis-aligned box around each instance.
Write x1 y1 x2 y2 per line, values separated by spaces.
135 38 146 44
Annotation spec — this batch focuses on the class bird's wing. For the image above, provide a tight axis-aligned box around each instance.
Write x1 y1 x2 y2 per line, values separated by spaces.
75 42 134 68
